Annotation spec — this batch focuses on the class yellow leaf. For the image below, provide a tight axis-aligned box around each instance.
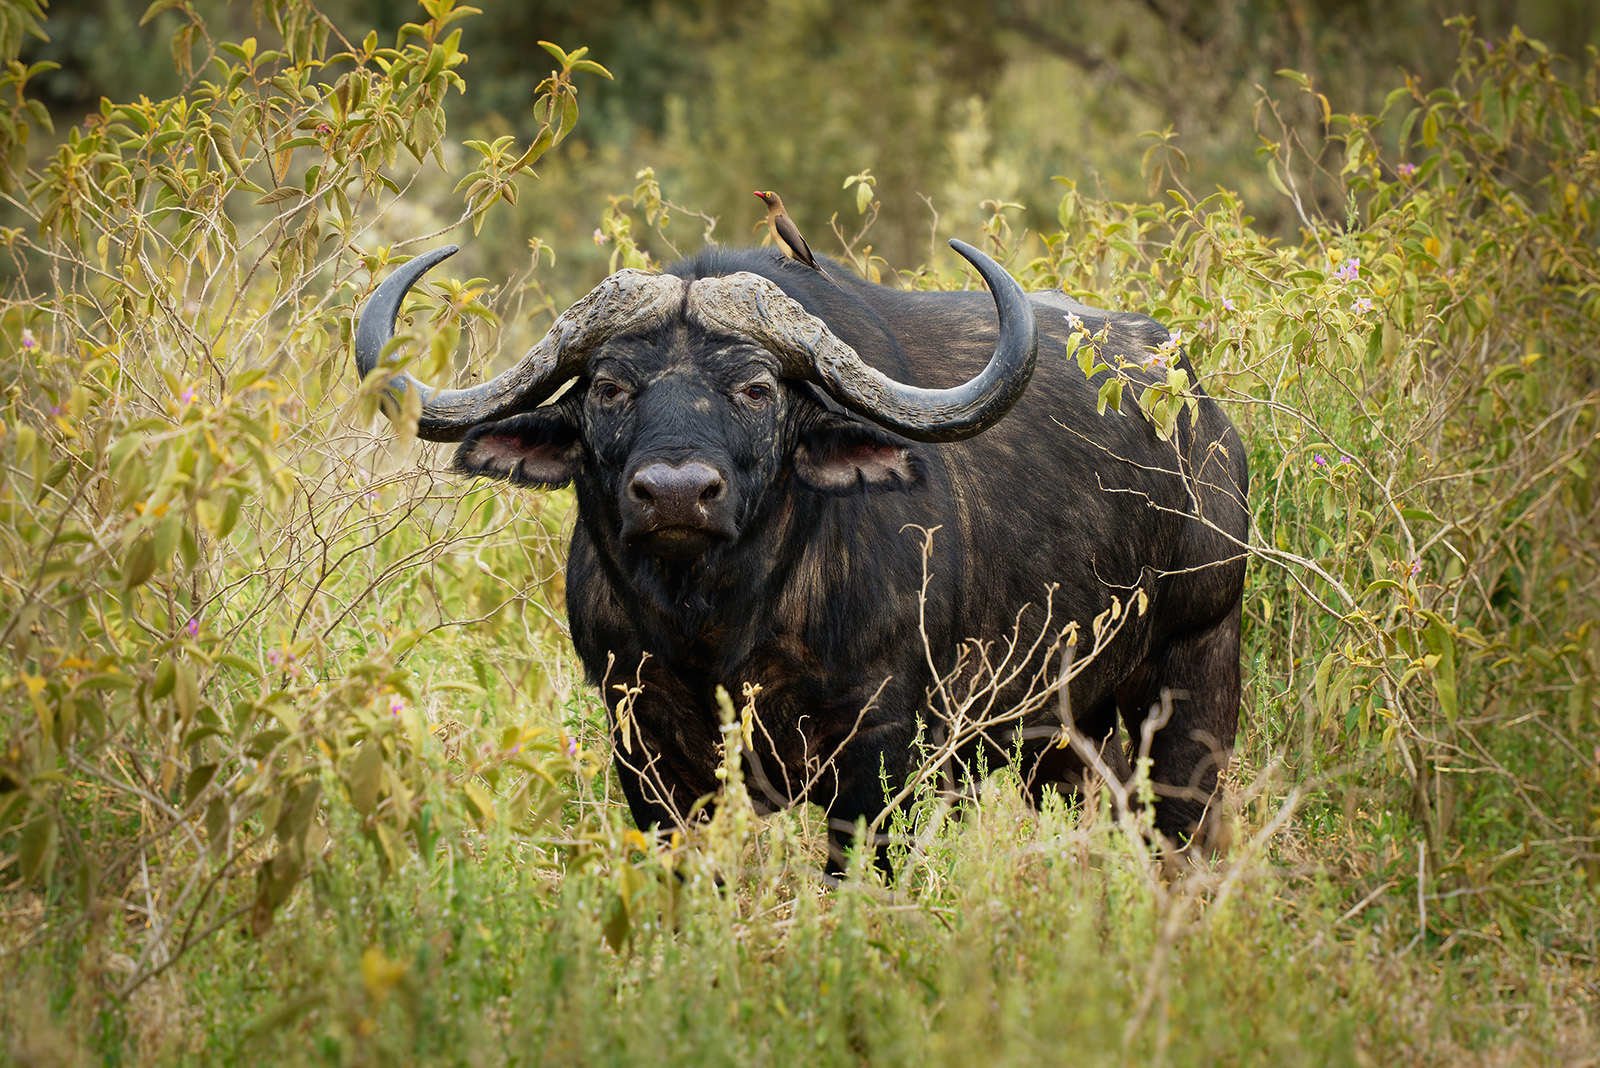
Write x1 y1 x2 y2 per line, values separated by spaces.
463 780 495 825
360 946 406 1003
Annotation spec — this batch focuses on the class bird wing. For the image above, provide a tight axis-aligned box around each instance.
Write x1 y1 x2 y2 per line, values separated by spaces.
773 212 818 269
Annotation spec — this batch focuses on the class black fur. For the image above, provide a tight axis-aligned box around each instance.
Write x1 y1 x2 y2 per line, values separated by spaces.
457 248 1250 871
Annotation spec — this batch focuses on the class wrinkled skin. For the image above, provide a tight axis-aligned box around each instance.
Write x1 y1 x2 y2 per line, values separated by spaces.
451 248 1249 872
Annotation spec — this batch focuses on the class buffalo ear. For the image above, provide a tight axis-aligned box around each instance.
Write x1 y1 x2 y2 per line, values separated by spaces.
794 421 924 494
452 411 582 488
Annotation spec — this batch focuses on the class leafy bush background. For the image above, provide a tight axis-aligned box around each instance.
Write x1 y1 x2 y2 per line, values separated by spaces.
0 1 1596 1064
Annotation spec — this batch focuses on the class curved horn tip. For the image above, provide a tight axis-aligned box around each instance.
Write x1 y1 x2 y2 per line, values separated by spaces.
947 239 1030 304
355 244 465 382
947 238 997 272
378 244 461 289
405 243 460 271
382 244 464 286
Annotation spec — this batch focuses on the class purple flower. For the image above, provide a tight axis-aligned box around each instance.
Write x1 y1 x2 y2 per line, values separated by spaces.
1333 257 1360 282
20 328 37 350
388 695 407 716
565 734 579 758
185 617 200 638
592 228 609 246
1398 162 1418 179
1339 454 1353 465
1313 453 1328 467
316 122 333 136
1408 558 1422 579
1221 297 1236 312
1064 311 1085 332
1353 297 1374 314
49 404 61 417
179 386 197 406
268 649 282 667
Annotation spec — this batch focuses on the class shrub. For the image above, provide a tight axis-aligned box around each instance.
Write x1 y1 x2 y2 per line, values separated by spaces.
0 0 610 995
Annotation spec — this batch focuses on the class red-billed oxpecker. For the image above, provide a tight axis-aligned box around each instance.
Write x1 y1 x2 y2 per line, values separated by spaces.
755 189 842 288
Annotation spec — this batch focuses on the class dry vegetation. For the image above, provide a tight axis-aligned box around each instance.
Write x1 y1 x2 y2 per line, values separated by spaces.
0 2 1596 1064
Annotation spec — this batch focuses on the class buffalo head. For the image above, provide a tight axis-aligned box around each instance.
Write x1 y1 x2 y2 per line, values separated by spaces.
354 242 1038 574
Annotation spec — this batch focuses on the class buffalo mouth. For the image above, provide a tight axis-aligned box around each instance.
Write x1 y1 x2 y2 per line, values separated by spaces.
635 525 725 561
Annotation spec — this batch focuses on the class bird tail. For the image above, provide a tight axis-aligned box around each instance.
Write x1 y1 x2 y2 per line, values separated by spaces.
816 264 846 291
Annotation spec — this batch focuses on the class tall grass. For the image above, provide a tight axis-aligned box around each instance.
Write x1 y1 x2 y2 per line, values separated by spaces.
0 4 1595 1064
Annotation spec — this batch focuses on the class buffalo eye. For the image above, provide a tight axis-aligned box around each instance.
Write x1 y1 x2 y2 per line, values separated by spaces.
593 380 627 406
739 383 772 406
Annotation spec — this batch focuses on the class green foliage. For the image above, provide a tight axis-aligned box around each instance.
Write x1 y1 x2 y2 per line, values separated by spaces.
0 3 1596 1064
0 0 598 997
1029 17 1599 956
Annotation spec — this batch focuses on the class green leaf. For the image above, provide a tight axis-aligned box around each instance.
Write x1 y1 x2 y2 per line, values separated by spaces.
1313 651 1336 713
602 890 630 952
216 492 241 539
184 762 218 806
174 660 199 727
255 187 304 206
1267 160 1291 198
78 671 135 692
21 813 59 884
348 741 384 816
1360 578 1403 599
154 509 183 564
216 653 261 677
1096 378 1123 415
123 536 158 589
139 0 184 27
422 43 447 84
430 681 486 695
153 657 177 700
206 797 231 855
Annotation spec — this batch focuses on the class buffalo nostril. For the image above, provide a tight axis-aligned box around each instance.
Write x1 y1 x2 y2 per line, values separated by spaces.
630 462 725 521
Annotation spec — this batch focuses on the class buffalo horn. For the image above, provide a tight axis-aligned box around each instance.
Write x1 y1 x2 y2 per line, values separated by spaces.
685 239 1038 443
353 245 688 442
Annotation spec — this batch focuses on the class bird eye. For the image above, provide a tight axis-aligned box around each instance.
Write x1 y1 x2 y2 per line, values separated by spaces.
741 383 771 404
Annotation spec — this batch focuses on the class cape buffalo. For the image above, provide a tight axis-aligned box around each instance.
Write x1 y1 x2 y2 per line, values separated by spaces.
354 240 1249 870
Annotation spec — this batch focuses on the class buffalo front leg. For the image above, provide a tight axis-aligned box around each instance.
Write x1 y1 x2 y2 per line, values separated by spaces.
815 721 916 878
610 728 706 840
1118 600 1242 853
605 679 724 841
